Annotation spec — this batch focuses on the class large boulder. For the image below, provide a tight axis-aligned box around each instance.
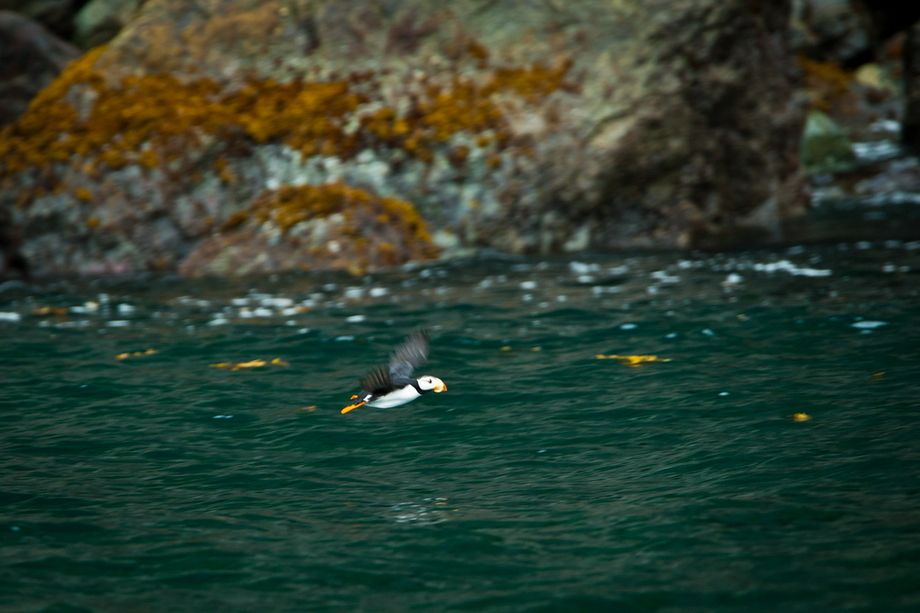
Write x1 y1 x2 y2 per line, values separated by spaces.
0 0 808 276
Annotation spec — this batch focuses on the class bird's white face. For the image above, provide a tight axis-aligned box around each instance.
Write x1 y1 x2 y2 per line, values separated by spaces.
418 376 448 392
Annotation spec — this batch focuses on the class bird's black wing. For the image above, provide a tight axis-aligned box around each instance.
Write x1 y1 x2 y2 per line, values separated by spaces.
360 365 396 395
388 330 429 384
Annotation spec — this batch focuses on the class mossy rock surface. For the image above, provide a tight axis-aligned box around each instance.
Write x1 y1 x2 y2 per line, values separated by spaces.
1 0 808 275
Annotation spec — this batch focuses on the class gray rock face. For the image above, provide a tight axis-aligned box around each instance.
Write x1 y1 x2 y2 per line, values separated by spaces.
790 0 875 66
1 0 809 276
0 10 79 125
0 0 82 39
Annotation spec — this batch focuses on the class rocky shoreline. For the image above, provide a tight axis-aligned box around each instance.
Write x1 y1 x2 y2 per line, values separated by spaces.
2 0 919 278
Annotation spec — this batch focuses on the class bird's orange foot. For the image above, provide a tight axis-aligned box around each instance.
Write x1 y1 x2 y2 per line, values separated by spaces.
341 401 367 415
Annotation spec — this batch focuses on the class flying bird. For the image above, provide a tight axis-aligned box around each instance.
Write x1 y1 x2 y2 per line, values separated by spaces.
341 331 447 414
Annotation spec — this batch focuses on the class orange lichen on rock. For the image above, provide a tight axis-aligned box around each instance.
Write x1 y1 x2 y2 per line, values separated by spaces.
798 56 857 114
223 79 366 157
0 47 103 176
2 43 578 274
181 183 438 276
0 47 229 177
0 43 575 185
0 49 366 179
247 182 434 245
485 60 576 101
361 62 574 158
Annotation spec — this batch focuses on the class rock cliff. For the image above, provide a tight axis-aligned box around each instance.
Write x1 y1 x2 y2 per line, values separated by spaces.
0 0 807 276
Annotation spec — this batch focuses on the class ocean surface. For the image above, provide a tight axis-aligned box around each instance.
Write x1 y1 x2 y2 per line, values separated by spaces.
2 241 919 613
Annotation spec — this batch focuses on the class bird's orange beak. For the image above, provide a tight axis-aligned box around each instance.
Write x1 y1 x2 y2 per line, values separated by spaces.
433 382 447 393
341 401 366 414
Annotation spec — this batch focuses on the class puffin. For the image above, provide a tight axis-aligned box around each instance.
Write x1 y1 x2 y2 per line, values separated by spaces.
341 330 447 414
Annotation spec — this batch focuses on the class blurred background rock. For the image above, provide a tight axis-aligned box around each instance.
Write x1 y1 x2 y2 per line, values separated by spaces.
1 0 918 278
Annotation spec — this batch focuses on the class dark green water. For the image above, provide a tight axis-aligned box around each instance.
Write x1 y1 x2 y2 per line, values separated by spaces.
2 243 920 613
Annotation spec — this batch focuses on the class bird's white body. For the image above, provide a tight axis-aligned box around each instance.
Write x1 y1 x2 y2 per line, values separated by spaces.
367 385 422 408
